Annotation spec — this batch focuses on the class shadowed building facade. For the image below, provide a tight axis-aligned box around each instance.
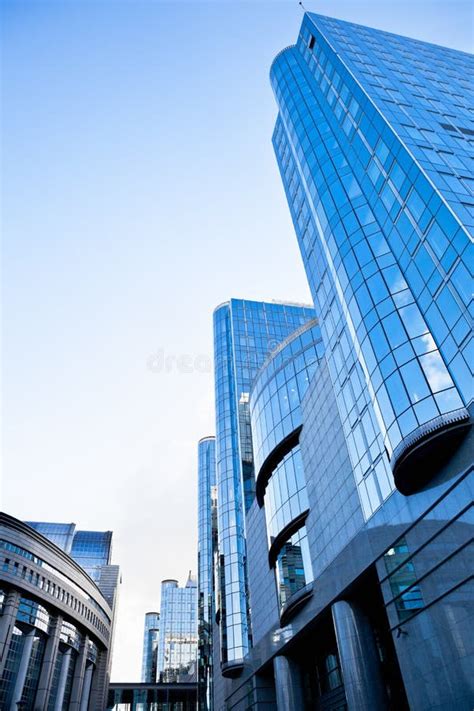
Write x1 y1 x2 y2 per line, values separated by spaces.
205 13 473 711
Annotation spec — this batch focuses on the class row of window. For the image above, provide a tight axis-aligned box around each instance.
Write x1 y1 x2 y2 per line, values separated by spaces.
1 553 109 639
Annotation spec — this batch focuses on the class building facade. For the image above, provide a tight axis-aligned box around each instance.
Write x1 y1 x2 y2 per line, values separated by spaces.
156 575 198 684
141 612 160 683
271 12 472 509
197 436 217 711
0 513 120 710
27 522 113 584
206 14 473 711
213 299 315 679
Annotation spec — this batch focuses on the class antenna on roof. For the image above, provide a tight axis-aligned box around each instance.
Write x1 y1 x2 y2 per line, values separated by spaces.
298 1 307 11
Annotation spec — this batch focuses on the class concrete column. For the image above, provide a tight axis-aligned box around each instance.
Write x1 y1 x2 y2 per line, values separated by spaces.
0 589 21 677
332 600 388 711
88 649 108 711
53 647 72 711
9 627 36 711
79 663 93 711
69 635 90 710
34 614 63 710
273 654 305 711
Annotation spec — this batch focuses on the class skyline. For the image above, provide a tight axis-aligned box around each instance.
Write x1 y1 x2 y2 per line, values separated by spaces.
2 0 473 683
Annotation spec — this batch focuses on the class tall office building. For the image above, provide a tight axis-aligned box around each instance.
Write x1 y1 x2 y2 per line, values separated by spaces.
197 436 217 710
213 299 315 675
0 514 120 710
156 574 198 683
271 12 472 508
27 522 113 583
205 14 473 711
141 612 160 683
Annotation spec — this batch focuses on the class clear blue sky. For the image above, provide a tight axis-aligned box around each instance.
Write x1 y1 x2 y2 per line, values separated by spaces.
2 0 472 681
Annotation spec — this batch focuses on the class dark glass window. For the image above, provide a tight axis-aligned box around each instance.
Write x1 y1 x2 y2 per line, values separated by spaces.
383 538 424 621
275 525 312 610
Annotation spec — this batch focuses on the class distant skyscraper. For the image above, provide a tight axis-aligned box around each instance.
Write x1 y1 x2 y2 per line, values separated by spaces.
197 436 217 711
26 521 112 582
156 574 198 683
141 612 160 683
213 299 315 672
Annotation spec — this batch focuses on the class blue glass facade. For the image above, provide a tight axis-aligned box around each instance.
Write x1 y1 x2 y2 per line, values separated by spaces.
25 522 75 553
141 612 160 683
205 15 473 711
197 437 216 710
213 299 315 669
251 319 323 474
26 522 113 582
271 13 473 516
249 320 322 614
156 576 198 683
70 530 112 581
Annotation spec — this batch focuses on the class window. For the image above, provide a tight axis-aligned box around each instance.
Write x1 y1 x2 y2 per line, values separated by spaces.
275 525 313 610
383 538 424 621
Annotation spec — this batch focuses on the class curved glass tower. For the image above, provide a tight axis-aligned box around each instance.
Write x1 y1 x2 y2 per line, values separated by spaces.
271 13 472 515
250 319 323 620
213 299 315 673
197 436 217 710
141 612 160 683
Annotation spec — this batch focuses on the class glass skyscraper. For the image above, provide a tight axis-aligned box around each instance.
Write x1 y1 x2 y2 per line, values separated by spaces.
271 13 472 514
141 611 160 683
197 436 217 710
26 521 113 582
156 574 198 683
213 299 315 671
206 14 472 711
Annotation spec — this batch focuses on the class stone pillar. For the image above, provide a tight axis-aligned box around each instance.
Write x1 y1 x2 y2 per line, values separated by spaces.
88 649 108 710
0 589 20 677
79 663 93 711
34 614 63 710
53 647 72 711
69 635 90 710
332 600 388 711
273 654 305 711
9 627 36 711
